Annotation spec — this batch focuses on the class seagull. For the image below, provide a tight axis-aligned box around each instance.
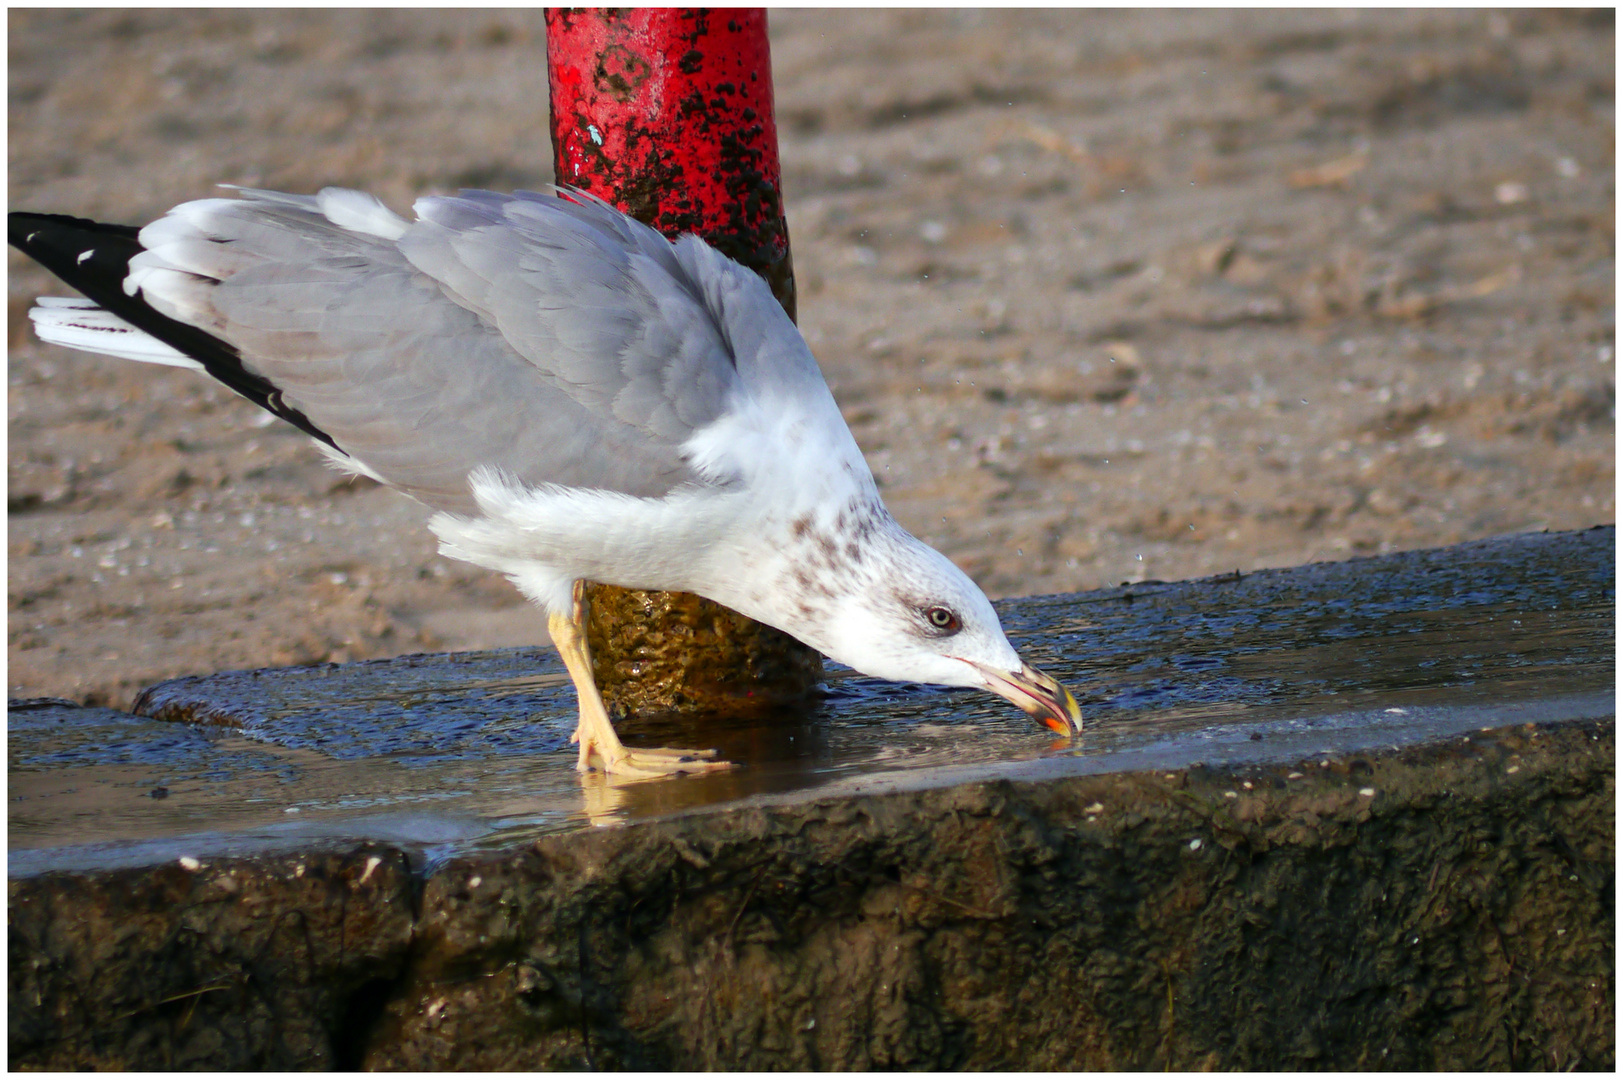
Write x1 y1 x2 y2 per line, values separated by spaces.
9 187 1082 777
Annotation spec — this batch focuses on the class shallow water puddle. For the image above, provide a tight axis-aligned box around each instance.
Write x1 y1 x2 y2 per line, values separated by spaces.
8 527 1612 875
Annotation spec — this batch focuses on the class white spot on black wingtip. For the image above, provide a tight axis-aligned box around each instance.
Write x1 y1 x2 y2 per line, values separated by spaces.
76 249 95 264
26 231 39 243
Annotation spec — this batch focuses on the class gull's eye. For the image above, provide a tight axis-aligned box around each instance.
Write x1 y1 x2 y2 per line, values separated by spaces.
923 605 962 634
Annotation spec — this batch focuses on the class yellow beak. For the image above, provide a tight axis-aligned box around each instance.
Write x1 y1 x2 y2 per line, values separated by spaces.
974 661 1083 737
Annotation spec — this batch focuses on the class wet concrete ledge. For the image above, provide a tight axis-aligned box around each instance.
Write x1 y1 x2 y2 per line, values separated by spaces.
8 528 1616 1069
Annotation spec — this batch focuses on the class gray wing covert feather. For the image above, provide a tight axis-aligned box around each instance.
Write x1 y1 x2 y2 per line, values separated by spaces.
201 191 751 514
402 193 735 442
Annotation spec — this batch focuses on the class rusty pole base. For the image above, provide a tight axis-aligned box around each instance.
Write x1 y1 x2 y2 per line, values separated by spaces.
584 582 823 718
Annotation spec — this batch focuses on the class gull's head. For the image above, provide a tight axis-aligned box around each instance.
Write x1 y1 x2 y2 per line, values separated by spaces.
804 527 1082 737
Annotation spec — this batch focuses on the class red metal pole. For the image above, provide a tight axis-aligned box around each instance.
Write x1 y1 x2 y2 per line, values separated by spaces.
543 8 817 719
544 7 795 318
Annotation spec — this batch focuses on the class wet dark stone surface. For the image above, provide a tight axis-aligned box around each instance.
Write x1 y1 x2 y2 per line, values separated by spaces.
365 721 1614 1070
7 528 1615 1068
10 845 416 1070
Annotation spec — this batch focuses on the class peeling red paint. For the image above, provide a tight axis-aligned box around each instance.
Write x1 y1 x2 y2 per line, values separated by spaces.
544 7 795 318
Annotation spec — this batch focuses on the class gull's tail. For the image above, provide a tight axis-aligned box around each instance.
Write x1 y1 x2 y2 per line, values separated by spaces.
25 295 200 368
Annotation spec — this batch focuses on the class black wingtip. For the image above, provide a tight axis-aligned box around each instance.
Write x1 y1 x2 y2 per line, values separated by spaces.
9 212 147 303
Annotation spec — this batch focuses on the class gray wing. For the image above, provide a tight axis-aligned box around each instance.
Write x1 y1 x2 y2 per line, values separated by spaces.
131 187 792 514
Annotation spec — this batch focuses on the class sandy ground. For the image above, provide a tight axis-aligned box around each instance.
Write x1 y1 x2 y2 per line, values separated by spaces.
8 9 1614 709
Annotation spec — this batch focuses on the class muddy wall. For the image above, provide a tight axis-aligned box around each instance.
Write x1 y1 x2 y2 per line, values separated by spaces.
11 717 1612 1070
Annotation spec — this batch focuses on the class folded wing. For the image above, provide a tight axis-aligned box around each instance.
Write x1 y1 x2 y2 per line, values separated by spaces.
17 187 804 515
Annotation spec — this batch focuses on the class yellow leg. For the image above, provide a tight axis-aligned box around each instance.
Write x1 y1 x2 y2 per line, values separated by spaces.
548 581 730 778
